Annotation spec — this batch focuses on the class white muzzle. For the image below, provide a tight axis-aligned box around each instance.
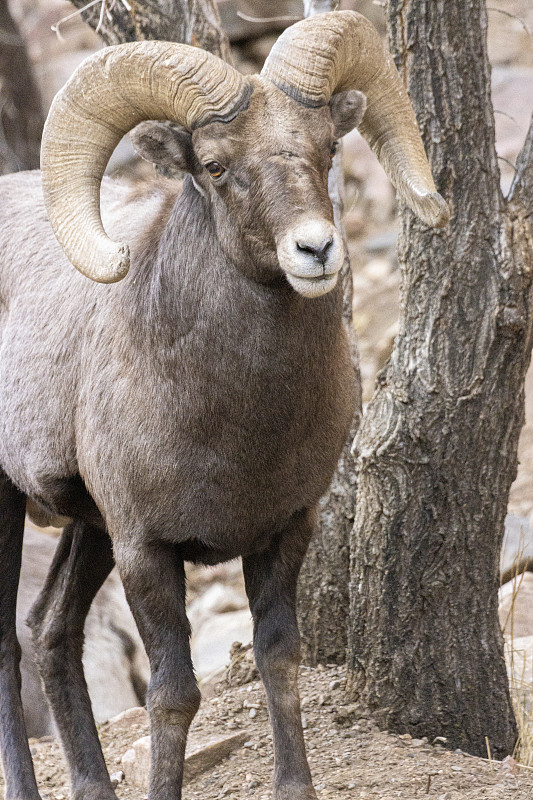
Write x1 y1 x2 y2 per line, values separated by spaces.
276 219 344 298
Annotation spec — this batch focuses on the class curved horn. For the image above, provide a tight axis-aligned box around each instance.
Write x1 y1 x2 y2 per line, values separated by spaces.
262 11 449 228
41 42 252 282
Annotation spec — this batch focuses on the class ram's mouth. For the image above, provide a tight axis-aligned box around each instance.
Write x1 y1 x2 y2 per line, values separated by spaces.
285 270 339 299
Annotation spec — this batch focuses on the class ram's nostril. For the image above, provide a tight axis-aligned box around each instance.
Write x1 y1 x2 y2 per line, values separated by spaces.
296 237 333 264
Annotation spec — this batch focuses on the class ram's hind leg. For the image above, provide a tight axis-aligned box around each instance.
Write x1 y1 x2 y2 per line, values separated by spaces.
243 508 317 800
27 521 117 800
0 469 40 800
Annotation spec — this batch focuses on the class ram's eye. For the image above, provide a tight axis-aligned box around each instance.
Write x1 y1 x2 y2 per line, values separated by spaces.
330 142 338 158
206 162 225 179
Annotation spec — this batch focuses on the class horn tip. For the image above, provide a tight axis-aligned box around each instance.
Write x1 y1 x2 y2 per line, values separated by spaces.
101 242 130 283
429 192 450 229
78 242 130 284
416 191 450 229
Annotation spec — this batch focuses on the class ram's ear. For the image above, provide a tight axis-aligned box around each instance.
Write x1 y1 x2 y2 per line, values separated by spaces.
131 121 197 177
329 90 367 139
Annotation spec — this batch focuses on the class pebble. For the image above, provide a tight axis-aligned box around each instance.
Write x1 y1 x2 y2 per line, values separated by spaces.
110 770 125 788
249 709 257 719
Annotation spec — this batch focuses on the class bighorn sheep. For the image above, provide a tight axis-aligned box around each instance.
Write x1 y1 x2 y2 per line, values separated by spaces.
0 11 447 800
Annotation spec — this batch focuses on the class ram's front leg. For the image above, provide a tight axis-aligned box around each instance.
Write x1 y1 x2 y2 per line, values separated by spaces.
114 539 200 800
243 508 317 800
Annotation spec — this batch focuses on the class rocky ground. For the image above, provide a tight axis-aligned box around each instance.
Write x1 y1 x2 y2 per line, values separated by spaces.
16 662 533 800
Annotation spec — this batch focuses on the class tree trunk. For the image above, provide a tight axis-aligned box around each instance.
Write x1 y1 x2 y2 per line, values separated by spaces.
0 0 44 174
348 0 533 758
68 0 231 60
297 0 362 666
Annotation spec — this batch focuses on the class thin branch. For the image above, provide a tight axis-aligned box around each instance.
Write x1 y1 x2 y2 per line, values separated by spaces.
498 155 517 172
494 109 519 126
508 113 533 211
236 11 301 23
64 0 135 45
95 0 107 35
486 7 533 45
52 0 103 38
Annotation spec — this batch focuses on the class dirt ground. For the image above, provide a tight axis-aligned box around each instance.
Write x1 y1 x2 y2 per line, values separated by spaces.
12 664 533 800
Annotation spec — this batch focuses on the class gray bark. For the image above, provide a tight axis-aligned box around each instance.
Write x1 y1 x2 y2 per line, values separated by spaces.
297 0 362 666
348 0 533 758
0 0 44 174
68 0 231 60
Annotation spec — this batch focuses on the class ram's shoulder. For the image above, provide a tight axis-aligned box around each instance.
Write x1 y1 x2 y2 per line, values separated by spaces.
101 176 180 243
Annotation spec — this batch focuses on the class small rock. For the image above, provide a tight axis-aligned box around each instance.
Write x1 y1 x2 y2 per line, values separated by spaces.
301 713 307 730
225 643 258 688
329 679 341 690
333 704 360 728
501 755 520 775
107 706 149 732
249 708 257 719
110 771 125 788
122 731 248 789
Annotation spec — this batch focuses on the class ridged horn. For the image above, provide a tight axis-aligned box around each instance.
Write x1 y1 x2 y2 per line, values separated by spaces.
262 11 449 229
41 42 252 282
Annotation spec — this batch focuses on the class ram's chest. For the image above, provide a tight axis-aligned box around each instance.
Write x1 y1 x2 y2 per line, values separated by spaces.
79 310 354 553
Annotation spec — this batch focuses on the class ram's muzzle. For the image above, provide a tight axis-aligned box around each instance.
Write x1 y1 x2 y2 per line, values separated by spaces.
276 219 344 299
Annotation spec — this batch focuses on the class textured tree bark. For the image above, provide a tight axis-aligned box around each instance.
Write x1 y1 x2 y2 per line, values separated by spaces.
68 0 231 60
0 0 44 174
348 0 533 758
297 0 362 666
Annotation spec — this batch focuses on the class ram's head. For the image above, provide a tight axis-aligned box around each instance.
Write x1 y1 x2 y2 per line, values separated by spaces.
41 11 449 295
